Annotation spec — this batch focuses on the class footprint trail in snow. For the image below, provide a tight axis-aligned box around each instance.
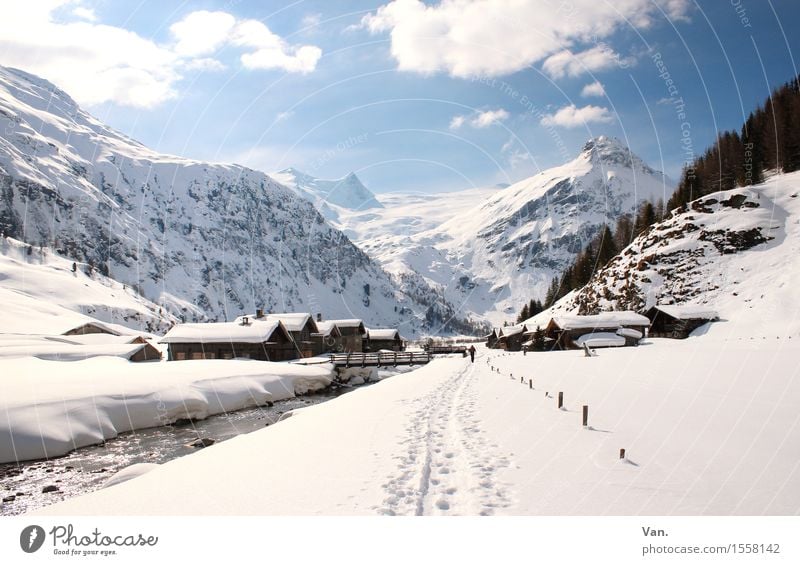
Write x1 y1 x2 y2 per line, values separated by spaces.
377 360 511 515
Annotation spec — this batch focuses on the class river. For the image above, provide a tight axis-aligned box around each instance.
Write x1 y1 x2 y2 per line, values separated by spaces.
0 368 410 516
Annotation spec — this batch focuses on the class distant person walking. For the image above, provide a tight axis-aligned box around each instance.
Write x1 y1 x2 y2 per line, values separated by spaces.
469 345 476 363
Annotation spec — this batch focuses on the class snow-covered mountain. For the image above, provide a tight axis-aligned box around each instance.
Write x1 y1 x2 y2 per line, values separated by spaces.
535 171 800 338
0 65 472 336
327 137 672 325
270 168 382 224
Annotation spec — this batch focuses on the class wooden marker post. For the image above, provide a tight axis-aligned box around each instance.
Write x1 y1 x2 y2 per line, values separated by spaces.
557 392 563 409
582 405 589 427
529 380 533 389
619 448 626 460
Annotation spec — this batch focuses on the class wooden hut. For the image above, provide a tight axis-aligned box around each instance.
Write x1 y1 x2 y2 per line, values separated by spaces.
645 305 719 339
326 319 366 353
545 312 650 350
496 324 528 351
485 328 501 348
262 313 319 358
312 321 343 355
63 321 121 336
161 318 296 361
365 328 405 352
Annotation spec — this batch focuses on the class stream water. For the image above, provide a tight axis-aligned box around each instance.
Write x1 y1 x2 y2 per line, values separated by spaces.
0 370 409 516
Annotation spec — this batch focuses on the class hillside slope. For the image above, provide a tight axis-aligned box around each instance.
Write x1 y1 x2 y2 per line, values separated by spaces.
532 171 800 339
0 66 469 335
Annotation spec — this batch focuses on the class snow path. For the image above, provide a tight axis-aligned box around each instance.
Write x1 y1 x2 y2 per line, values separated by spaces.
378 360 510 515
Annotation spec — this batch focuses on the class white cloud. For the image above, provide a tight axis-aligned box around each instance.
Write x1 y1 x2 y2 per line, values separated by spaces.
301 13 323 28
170 10 236 57
232 19 322 74
449 115 466 130
71 6 96 22
542 46 635 79
471 108 509 128
362 0 691 78
581 81 606 97
540 104 614 128
275 110 294 123
450 108 509 129
183 58 227 72
0 3 323 109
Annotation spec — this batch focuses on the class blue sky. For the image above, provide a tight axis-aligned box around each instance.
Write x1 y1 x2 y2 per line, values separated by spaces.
2 1 799 193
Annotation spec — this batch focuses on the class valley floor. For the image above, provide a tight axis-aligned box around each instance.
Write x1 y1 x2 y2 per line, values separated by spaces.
35 331 800 516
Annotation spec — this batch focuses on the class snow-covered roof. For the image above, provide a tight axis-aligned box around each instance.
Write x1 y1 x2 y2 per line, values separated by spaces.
313 321 340 337
574 332 626 348
0 343 151 361
368 328 402 340
265 313 316 333
651 304 719 321
616 327 643 339
160 320 286 344
551 311 649 330
233 313 315 333
500 325 527 337
326 319 364 329
55 334 146 346
63 321 123 336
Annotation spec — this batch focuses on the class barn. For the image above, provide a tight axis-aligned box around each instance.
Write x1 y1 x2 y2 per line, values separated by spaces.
485 328 501 348
312 320 343 355
496 324 528 351
365 328 405 352
645 305 719 338
545 312 650 350
326 319 367 353
161 318 296 361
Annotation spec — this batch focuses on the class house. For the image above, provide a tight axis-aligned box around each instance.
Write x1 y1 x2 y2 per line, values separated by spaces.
0 340 162 362
56 334 162 361
259 313 319 358
496 324 528 351
545 312 650 350
63 321 122 336
645 305 719 338
312 320 343 354
485 328 501 348
365 328 405 351
326 319 366 353
160 318 296 361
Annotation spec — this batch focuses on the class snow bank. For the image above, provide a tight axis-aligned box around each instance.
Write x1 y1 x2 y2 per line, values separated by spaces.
574 332 626 348
102 464 160 489
0 357 333 463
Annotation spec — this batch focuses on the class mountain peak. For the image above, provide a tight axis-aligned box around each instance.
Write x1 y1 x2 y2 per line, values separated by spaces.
580 135 656 174
273 168 383 211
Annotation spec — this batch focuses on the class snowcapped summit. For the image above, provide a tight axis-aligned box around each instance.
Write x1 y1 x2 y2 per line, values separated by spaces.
580 135 657 174
272 168 383 214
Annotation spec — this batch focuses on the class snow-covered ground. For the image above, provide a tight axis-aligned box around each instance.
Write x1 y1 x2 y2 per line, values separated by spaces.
36 331 800 515
0 358 333 464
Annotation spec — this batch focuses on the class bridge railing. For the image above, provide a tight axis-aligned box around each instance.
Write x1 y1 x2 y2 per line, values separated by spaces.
328 351 431 367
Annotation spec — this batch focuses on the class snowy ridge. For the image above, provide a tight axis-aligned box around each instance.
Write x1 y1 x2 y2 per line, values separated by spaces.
536 171 800 339
271 168 383 224
0 65 470 336
331 136 672 325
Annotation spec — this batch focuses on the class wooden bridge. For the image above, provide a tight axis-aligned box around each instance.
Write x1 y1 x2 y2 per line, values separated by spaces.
328 351 431 368
424 345 468 355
